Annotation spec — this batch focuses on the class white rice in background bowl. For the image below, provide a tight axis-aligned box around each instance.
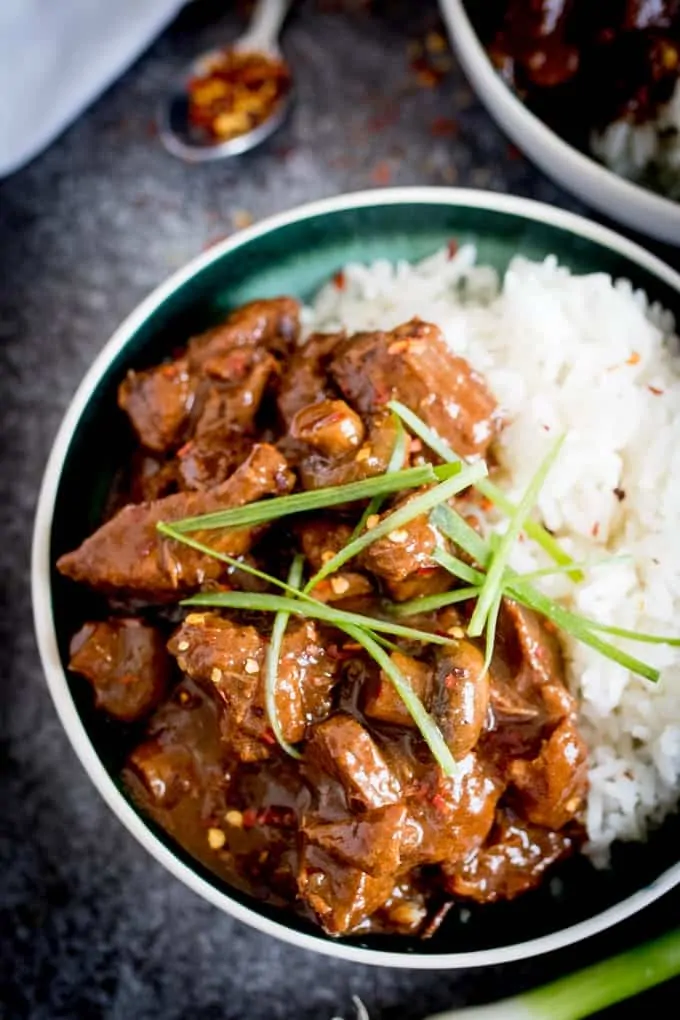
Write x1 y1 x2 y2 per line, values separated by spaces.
305 245 680 865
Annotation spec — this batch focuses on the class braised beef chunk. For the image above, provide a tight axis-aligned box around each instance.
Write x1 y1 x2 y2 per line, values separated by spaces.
302 804 407 877
296 409 405 491
405 755 502 866
431 641 490 760
276 620 339 739
359 488 450 600
277 332 344 427
119 358 195 454
509 718 588 829
444 810 573 903
69 618 171 722
290 399 365 458
363 651 431 727
168 613 271 760
57 444 294 598
192 346 278 435
306 714 402 809
298 843 396 936
177 428 253 490
188 297 301 368
330 320 501 458
62 291 593 937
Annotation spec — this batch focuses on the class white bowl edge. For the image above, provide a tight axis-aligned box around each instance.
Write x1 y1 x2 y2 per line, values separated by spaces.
32 186 680 968
439 0 680 246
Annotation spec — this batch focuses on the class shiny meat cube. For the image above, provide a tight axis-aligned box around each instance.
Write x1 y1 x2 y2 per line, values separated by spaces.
118 358 195 453
295 517 355 572
362 651 431 727
188 297 300 368
127 738 198 809
297 409 405 491
193 346 278 434
276 619 339 741
404 755 502 866
128 453 181 503
298 843 396 936
169 615 337 750
57 444 294 598
68 618 171 722
306 714 402 809
444 810 573 903
302 804 407 877
384 568 454 603
330 320 501 458
431 640 490 759
509 718 588 829
290 399 365 458
168 614 270 758
503 599 564 687
359 489 442 597
177 429 253 491
277 332 344 427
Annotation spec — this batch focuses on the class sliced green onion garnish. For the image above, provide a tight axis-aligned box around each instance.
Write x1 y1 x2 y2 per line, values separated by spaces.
481 591 502 679
265 555 305 760
468 434 565 638
181 591 454 646
388 399 582 581
390 586 481 617
431 547 485 586
340 623 460 778
165 464 458 534
349 415 407 542
578 621 680 646
303 459 488 594
508 579 661 682
431 501 662 682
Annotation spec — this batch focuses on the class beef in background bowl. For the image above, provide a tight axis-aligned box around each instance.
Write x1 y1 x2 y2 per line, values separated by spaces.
469 0 680 198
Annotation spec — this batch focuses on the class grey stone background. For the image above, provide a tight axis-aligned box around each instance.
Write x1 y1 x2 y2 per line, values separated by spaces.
1 1 679 1017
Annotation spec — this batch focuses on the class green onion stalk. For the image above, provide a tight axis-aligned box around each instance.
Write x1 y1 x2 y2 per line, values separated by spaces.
426 928 680 1020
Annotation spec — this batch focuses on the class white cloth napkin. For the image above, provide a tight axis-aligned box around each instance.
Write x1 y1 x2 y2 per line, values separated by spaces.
0 0 184 177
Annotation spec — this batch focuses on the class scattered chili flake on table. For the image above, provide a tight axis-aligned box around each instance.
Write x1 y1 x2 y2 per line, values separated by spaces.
188 48 291 143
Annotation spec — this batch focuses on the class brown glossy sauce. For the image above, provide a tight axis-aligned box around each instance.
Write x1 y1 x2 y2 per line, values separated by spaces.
58 298 586 938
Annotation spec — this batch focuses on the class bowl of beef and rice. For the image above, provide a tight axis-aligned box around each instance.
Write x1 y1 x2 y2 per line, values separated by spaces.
32 189 680 966
439 0 680 245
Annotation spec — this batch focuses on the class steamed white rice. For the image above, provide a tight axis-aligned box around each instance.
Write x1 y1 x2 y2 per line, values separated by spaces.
592 79 680 199
305 245 680 863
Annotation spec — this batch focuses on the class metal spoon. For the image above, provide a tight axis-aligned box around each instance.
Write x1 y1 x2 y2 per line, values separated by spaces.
159 0 293 162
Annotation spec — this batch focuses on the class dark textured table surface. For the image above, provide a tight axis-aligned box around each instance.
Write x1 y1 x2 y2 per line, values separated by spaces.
1 2 679 1018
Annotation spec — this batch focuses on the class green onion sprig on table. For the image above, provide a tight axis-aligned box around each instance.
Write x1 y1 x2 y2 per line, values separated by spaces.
425 927 680 1020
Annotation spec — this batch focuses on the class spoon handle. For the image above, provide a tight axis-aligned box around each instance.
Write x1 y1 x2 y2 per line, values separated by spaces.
239 0 291 54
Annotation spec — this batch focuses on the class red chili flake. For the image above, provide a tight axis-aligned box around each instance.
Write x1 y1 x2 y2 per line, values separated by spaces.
410 438 423 454
431 793 449 814
648 385 664 395
242 808 259 829
202 232 230 251
261 729 277 746
333 270 346 290
446 239 459 259
371 161 392 186
591 521 600 538
177 440 194 458
626 351 641 365
613 487 626 502
430 116 458 138
542 423 551 432
367 109 399 132
444 672 456 690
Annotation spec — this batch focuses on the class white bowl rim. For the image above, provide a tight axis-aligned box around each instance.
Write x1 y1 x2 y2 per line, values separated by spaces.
32 186 680 969
439 0 680 246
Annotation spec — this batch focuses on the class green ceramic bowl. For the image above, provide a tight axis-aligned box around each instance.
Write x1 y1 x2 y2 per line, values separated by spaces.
32 188 680 967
